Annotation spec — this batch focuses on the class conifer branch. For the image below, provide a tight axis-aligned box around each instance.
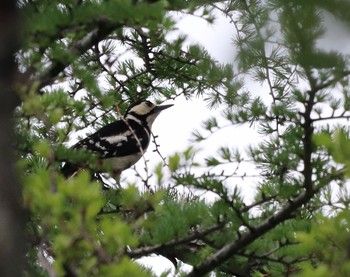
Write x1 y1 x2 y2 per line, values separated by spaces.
240 195 278 213
127 223 224 259
27 0 226 92
186 189 318 277
33 19 120 90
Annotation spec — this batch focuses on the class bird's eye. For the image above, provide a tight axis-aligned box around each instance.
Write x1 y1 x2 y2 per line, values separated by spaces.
145 101 153 107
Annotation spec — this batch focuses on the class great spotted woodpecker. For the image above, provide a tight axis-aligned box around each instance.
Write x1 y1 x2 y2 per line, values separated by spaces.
62 100 173 177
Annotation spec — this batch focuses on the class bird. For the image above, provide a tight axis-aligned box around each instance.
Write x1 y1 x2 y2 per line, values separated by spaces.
61 100 173 178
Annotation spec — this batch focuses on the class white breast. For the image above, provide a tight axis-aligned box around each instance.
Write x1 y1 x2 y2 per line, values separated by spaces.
107 153 143 173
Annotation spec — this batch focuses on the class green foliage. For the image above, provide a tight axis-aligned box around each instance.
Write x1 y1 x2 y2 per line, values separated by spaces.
297 211 350 277
314 129 350 177
23 170 143 276
142 198 211 244
15 0 350 276
168 153 180 172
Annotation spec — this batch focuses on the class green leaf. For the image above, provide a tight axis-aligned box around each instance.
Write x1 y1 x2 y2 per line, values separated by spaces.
33 140 51 158
205 156 220 166
120 185 140 207
313 132 332 149
168 153 180 172
154 162 164 185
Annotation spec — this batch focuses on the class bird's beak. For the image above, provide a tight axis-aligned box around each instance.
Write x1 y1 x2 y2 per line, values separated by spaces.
153 104 174 113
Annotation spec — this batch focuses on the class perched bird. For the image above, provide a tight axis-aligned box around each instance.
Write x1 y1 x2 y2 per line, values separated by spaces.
62 100 173 177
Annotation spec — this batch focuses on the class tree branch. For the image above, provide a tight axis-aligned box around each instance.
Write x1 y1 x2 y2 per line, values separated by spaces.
127 223 224 259
186 189 318 277
32 19 121 90
240 195 278 213
26 0 226 92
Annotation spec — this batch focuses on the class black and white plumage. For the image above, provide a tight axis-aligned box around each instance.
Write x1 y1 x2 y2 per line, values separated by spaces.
62 100 173 177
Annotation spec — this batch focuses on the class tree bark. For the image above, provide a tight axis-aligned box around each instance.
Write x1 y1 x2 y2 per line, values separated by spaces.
0 1 26 276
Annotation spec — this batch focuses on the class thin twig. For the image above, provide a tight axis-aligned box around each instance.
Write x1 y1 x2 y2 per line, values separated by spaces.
116 105 153 193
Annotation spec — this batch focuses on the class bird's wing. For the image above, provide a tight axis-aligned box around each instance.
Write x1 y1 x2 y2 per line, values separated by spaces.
61 120 150 177
73 120 150 158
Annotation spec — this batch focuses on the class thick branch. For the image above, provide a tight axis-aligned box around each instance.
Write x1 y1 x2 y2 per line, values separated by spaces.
28 0 226 91
186 189 317 277
302 70 317 193
187 69 320 275
33 19 120 90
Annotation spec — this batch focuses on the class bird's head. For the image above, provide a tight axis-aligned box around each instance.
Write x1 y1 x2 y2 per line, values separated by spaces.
124 100 173 127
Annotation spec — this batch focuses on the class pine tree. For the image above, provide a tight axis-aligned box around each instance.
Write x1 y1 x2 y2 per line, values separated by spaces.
10 0 350 276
